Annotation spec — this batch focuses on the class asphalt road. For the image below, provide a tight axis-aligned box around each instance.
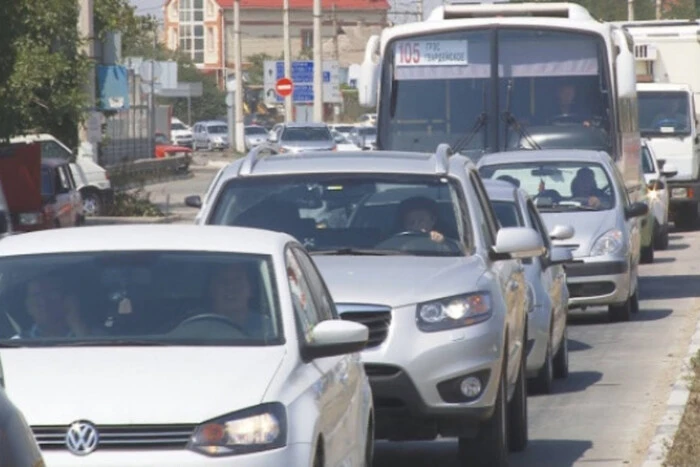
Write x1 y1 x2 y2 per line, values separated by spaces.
144 172 700 466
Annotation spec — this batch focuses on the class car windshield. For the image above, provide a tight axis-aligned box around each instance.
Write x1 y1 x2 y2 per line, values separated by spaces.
171 122 187 130
209 125 228 134
335 126 354 133
245 127 267 135
638 91 691 136
209 174 469 257
642 145 655 174
0 252 283 347
492 201 522 228
282 127 332 141
480 161 615 212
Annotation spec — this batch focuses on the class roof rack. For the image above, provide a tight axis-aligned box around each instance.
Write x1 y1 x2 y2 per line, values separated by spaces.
433 143 453 175
619 20 698 29
430 2 594 21
238 145 278 176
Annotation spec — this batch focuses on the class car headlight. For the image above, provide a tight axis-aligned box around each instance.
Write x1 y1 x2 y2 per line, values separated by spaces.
416 292 492 332
188 403 287 457
19 212 43 225
590 228 624 256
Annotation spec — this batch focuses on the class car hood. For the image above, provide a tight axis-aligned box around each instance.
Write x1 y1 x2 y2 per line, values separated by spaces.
540 209 618 257
1 347 286 425
644 136 696 180
313 255 485 308
171 130 192 137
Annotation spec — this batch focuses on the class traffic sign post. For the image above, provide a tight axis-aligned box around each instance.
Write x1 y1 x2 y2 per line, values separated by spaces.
276 78 294 97
264 60 341 106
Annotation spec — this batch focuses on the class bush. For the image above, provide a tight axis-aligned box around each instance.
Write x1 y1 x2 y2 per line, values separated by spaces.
105 189 164 217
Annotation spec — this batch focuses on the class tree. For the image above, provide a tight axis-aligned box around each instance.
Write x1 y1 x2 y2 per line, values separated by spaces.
0 0 89 147
94 0 157 56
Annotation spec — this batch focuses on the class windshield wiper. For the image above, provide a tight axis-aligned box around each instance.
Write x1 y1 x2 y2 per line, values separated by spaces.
452 112 488 154
540 204 599 212
502 112 542 150
55 339 171 347
310 248 411 256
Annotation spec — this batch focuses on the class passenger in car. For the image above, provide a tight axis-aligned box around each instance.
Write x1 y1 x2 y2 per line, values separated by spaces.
17 275 88 338
398 196 445 243
570 167 607 208
207 263 267 337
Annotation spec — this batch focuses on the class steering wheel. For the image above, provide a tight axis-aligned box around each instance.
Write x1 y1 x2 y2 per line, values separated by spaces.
549 113 585 126
533 189 562 204
377 231 462 253
175 314 247 335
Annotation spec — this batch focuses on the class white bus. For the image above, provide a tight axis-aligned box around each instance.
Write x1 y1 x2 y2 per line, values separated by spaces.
359 2 644 204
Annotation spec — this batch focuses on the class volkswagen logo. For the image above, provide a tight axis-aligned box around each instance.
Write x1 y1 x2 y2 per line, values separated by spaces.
65 420 99 455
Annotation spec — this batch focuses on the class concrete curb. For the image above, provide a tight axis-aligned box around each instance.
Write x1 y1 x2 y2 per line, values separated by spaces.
642 315 700 466
84 214 182 225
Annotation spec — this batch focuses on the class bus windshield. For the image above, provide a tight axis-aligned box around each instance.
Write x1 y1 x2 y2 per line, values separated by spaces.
378 27 612 156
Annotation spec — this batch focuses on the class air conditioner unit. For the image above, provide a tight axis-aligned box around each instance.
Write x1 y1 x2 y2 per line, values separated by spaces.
634 44 657 61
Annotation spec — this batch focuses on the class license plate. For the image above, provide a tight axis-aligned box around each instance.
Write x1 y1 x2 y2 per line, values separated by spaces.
671 188 688 198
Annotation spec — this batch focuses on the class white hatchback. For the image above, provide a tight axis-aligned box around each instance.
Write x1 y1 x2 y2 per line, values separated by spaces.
0 225 373 467
642 139 678 250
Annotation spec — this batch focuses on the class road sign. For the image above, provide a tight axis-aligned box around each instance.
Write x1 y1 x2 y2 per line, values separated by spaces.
276 78 294 97
264 60 341 105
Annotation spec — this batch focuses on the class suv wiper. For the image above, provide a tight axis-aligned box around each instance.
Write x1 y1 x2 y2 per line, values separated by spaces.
452 112 488 154
55 339 171 347
502 112 542 150
310 248 410 256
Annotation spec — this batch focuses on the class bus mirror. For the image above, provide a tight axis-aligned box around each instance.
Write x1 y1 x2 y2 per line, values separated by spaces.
613 29 636 97
358 35 380 108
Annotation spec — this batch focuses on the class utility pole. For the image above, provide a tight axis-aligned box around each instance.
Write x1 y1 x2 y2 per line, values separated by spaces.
149 25 157 160
331 3 340 124
77 0 96 159
417 0 423 21
283 0 293 122
628 0 634 21
656 0 662 19
234 0 245 153
313 0 323 122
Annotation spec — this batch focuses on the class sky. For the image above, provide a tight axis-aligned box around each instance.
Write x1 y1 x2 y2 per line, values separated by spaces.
130 0 164 19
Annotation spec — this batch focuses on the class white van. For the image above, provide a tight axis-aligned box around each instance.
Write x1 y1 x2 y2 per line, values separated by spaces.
10 134 113 216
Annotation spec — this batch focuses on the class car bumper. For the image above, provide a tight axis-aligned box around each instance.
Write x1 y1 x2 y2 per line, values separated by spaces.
565 259 630 308
525 306 550 378
357 305 504 440
42 443 314 467
667 180 700 212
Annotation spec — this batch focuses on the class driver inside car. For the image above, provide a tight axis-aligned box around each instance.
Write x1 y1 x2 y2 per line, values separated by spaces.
570 167 607 208
652 99 688 130
551 83 593 128
398 196 445 243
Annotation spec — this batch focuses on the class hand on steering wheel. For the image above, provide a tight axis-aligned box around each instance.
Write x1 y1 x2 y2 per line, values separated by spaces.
396 230 444 243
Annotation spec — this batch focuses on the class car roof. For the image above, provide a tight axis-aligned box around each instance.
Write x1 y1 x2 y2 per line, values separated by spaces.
41 158 67 168
282 122 329 128
477 149 610 167
0 225 297 257
222 150 474 178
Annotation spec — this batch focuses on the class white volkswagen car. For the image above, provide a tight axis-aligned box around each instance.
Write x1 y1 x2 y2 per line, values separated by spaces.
642 139 678 250
0 225 373 467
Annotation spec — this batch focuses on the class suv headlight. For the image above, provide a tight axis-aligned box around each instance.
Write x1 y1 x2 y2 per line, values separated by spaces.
188 403 287 456
590 228 623 256
416 292 492 332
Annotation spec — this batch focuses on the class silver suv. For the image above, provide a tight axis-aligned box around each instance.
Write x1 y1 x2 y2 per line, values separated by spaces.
185 145 545 466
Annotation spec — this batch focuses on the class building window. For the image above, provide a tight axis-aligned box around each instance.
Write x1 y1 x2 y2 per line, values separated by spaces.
301 29 313 52
178 0 205 64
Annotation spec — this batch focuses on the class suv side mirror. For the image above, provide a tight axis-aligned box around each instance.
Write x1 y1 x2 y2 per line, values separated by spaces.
490 227 545 260
549 224 574 241
625 202 649 219
300 320 368 362
661 163 678 178
185 195 202 208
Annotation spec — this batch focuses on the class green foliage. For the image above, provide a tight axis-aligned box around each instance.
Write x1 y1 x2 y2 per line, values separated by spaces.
0 0 89 147
94 0 157 54
106 189 164 217
246 53 283 85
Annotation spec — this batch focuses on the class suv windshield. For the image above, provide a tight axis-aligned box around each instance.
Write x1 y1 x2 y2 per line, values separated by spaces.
0 252 282 346
639 91 691 136
245 127 267 135
480 161 615 212
208 125 228 134
209 174 469 257
282 127 332 141
171 122 187 131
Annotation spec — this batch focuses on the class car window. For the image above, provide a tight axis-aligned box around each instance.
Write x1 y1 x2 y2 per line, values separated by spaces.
0 251 283 345
292 247 337 320
610 164 631 207
480 161 616 212
526 200 551 251
641 145 655 174
285 248 323 343
492 200 522 228
171 122 187 130
209 173 470 257
40 140 71 161
57 167 71 192
281 127 332 141
40 168 53 195
209 125 228 134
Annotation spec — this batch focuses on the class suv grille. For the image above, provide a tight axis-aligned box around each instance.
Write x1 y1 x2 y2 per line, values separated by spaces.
337 304 392 348
33 424 195 450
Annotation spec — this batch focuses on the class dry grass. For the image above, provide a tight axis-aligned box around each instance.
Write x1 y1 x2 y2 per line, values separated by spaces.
664 352 700 466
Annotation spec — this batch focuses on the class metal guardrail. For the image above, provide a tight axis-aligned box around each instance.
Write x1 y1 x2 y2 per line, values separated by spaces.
106 155 191 189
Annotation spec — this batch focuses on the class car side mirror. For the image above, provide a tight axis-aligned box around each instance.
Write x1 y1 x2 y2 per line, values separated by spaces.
657 158 666 170
269 134 278 143
300 320 369 362
625 202 649 219
661 163 678 178
549 224 574 241
490 227 545 260
549 246 574 266
185 195 202 208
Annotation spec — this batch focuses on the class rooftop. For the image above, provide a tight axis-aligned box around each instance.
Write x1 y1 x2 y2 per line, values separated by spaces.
217 0 389 10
